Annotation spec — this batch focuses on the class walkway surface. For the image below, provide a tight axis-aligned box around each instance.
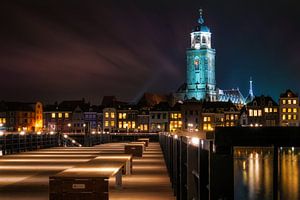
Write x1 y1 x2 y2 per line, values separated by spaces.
0 142 175 200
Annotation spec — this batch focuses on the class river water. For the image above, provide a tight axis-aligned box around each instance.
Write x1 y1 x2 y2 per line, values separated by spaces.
234 147 300 200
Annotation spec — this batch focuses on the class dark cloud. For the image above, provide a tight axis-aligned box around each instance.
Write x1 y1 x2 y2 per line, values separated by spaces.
0 0 299 103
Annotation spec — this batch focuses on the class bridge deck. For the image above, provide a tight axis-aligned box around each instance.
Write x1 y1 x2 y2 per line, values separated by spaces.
0 142 175 200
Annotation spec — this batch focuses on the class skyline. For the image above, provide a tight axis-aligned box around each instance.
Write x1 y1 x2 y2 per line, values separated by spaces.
1 0 299 104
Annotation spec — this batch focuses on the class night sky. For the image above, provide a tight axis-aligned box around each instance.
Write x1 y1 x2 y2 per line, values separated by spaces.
1 0 299 104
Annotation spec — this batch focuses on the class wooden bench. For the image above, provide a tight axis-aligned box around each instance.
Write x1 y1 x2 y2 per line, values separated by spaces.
125 144 144 157
94 154 133 175
137 138 150 147
49 161 125 200
130 142 146 150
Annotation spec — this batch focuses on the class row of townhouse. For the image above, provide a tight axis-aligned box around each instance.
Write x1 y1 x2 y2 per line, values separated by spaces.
102 102 182 133
0 89 299 134
0 101 43 132
43 100 103 133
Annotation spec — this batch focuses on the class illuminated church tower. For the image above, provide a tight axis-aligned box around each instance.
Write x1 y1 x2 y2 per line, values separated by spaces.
186 9 216 101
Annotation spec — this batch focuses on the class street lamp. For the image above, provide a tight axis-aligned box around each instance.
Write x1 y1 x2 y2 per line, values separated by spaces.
67 123 71 133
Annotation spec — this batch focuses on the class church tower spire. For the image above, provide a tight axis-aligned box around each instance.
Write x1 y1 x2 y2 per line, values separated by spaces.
186 9 216 101
198 8 204 24
249 77 254 97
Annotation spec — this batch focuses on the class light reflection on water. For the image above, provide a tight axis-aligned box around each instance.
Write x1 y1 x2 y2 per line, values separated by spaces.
234 148 300 200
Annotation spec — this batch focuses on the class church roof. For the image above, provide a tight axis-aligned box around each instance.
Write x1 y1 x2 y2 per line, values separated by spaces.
246 95 278 107
280 89 298 98
217 88 245 104
202 101 238 113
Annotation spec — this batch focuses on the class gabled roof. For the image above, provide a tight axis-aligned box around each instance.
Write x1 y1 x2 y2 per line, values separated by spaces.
202 101 238 113
280 89 298 98
247 95 278 107
217 88 245 104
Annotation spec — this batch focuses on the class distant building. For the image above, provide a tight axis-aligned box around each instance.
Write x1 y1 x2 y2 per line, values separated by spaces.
201 101 240 131
169 103 183 132
116 106 138 132
242 95 279 127
137 110 150 132
279 89 300 126
181 98 202 130
149 102 170 132
44 100 90 133
103 107 117 132
174 10 244 105
0 101 43 132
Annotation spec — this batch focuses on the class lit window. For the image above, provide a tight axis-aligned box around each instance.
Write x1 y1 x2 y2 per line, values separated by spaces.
144 124 148 131
288 100 292 104
65 113 69 118
288 108 292 113
51 113 56 118
293 100 297 105
207 117 211 122
105 121 109 127
282 100 286 104
235 115 238 120
269 108 273 113
225 122 230 127
208 124 212 131
118 113 122 119
203 124 208 130
204 117 207 122
288 115 292 120
230 115 234 120
264 108 268 113
282 108 286 113
118 122 122 128
123 113 126 119
174 114 178 119
132 121 136 129
178 121 182 127
221 117 224 122
178 113 182 118
249 110 253 117
254 110 258 117
293 108 297 113
274 108 278 112
293 115 297 120
105 112 109 118
258 110 262 116
3 118 5 123
58 113 62 118
110 121 115 127
230 122 234 127
111 112 115 118
226 115 230 120
282 115 286 120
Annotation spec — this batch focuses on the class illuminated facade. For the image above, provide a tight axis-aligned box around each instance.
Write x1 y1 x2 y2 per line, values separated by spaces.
175 10 245 105
103 107 117 132
116 108 138 132
201 101 240 131
0 101 43 132
279 89 300 126
186 9 216 101
241 96 279 127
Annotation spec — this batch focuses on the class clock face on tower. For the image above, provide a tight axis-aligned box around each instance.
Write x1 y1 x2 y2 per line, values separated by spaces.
194 58 200 70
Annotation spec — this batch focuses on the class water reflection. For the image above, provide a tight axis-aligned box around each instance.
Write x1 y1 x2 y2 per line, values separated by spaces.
234 147 300 200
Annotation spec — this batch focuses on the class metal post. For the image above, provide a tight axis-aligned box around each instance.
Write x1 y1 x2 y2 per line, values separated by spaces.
273 145 278 200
